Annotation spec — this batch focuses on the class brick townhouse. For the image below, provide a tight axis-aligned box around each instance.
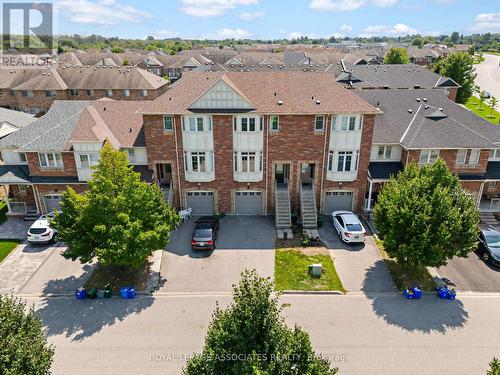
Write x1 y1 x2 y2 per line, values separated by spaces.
0 71 499 233
0 65 169 116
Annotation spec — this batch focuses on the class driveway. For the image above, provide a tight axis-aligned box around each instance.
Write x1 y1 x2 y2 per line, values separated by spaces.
437 250 500 292
0 218 32 239
160 216 275 293
475 53 500 109
319 217 395 293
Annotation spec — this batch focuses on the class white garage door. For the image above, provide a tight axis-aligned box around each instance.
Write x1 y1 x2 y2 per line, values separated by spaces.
186 191 215 215
235 191 262 215
44 194 62 213
324 191 353 214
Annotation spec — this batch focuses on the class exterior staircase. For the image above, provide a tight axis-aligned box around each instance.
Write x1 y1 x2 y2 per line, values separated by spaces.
300 182 317 229
24 207 39 221
480 212 499 227
275 182 292 229
161 181 173 205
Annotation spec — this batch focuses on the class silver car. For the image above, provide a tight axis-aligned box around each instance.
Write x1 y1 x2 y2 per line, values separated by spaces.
331 211 366 243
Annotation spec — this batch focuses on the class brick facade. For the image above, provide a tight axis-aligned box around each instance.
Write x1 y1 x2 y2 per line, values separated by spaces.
404 149 488 175
26 152 78 177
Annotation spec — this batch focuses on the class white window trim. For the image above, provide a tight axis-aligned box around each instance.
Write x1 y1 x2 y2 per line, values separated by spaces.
468 149 480 165
183 151 214 173
78 153 98 168
182 116 212 132
163 115 174 132
328 150 359 172
456 149 467 165
269 115 279 132
314 115 325 131
38 152 63 168
233 116 263 132
377 146 393 160
419 149 440 165
123 89 130 97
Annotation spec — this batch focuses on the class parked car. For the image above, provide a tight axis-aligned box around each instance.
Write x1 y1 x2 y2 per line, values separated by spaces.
484 90 492 99
191 216 220 251
331 211 366 243
477 226 500 267
27 212 58 244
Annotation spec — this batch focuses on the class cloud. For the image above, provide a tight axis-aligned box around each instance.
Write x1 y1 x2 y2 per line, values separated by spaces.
286 32 319 39
309 0 396 11
203 28 252 40
59 0 151 25
435 0 454 3
180 0 258 18
239 11 265 21
360 23 417 36
339 24 352 32
470 13 500 32
155 30 181 39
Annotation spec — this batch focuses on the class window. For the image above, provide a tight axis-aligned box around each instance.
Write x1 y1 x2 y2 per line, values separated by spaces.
19 153 27 163
419 149 439 164
188 117 205 132
38 152 63 168
488 181 497 189
328 150 358 172
10 90 15 96
469 149 480 165
490 148 500 160
45 90 56 97
18 184 27 192
22 90 33 98
456 149 467 165
235 117 261 132
235 152 262 173
70 89 78 96
270 115 279 131
79 154 98 168
140 89 148 97
337 151 353 172
377 146 392 160
123 89 130 97
339 116 357 131
86 89 94 96
191 152 206 172
127 149 136 163
163 115 173 131
106 89 113 97
315 115 325 131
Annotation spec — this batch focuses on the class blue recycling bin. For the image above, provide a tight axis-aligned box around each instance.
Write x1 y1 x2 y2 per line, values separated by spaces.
120 286 137 299
75 288 87 300
437 286 449 299
412 287 423 299
127 287 137 299
403 289 415 299
120 287 130 299
448 290 457 300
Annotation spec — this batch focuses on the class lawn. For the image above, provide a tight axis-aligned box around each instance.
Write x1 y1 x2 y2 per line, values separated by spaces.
374 237 436 291
274 248 345 292
465 96 500 125
0 239 21 263
84 262 151 292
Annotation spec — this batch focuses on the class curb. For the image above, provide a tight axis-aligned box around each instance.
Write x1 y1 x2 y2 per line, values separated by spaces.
281 290 345 295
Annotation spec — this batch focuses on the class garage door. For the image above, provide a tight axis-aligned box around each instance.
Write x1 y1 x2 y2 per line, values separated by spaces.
44 194 62 213
324 191 353 214
186 191 214 215
235 191 262 215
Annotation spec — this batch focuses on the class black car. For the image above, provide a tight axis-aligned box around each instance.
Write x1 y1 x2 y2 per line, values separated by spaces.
191 216 220 251
477 226 500 267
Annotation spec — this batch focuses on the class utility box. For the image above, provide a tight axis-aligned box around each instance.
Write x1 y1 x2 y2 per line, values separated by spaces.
309 263 322 278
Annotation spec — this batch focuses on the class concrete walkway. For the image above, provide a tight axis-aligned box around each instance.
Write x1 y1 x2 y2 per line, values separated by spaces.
0 218 32 239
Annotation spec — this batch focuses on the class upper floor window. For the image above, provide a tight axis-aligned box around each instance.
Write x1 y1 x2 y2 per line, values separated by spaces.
234 151 263 173
419 149 439 164
269 115 279 132
22 90 33 98
469 149 480 165
377 146 392 160
106 89 113 97
140 90 148 97
86 89 94 96
38 152 63 168
69 89 78 96
163 115 174 131
19 153 27 163
126 149 135 163
123 89 130 97
332 115 361 131
315 115 325 131
183 116 211 132
10 90 15 96
45 90 56 98
456 149 480 165
184 151 214 173
490 148 500 160
328 150 359 172
79 154 98 168
233 116 263 132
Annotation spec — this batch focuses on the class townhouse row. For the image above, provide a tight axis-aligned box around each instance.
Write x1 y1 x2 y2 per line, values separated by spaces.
0 71 499 229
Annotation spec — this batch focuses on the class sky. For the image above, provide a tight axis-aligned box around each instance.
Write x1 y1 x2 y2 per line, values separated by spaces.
4 0 500 40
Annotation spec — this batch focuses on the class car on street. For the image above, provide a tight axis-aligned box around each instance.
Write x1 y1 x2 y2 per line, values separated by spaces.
191 216 220 251
477 226 500 267
27 212 59 244
331 211 366 243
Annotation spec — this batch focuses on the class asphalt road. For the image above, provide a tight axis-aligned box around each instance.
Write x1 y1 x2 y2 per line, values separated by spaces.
475 53 500 107
31 293 500 375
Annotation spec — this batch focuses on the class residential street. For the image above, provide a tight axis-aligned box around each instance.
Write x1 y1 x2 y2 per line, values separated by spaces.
475 53 500 107
29 293 500 375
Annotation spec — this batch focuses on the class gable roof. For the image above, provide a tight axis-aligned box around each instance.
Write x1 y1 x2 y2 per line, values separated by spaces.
355 89 500 148
189 77 255 111
140 71 380 115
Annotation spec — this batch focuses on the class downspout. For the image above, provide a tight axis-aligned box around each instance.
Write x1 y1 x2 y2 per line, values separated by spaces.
33 184 41 214
319 114 329 214
265 115 269 214
477 181 484 209
173 115 182 209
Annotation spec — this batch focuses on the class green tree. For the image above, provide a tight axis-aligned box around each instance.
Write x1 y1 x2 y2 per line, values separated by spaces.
52 144 179 268
489 96 498 118
0 294 54 374
374 159 479 273
384 47 410 64
479 90 487 109
435 52 476 103
111 46 124 53
488 358 500 375
183 270 338 375
122 59 130 66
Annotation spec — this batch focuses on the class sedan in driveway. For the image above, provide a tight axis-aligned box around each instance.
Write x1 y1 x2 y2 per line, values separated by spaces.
27 213 58 244
191 216 220 251
477 226 500 267
331 211 366 243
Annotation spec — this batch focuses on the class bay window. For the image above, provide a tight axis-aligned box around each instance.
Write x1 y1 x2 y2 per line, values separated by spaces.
490 148 500 160
419 149 439 164
38 152 63 168
377 146 392 160
79 153 98 168
332 115 361 131
183 116 211 132
328 150 359 172
184 151 213 173
234 151 263 174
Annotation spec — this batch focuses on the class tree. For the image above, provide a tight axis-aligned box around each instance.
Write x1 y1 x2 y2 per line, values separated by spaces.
122 59 130 66
384 47 410 64
183 270 338 375
479 90 487 109
52 144 179 268
488 358 500 375
374 159 479 273
489 96 498 118
0 294 54 374
435 52 476 104
473 84 481 100
450 31 460 45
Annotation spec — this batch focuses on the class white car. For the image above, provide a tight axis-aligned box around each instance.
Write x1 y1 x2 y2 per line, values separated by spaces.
331 211 366 243
27 213 58 244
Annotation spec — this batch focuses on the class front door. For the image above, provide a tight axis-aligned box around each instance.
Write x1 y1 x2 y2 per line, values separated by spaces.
156 163 172 187
300 163 315 185
275 163 290 185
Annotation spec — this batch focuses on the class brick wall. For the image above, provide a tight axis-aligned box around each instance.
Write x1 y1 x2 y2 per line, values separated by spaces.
404 149 488 175
26 152 78 177
35 183 87 213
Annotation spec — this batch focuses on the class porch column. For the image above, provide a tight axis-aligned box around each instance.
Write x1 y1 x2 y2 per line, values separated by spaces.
3 185 10 212
366 180 374 211
32 185 41 214
477 181 484 209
